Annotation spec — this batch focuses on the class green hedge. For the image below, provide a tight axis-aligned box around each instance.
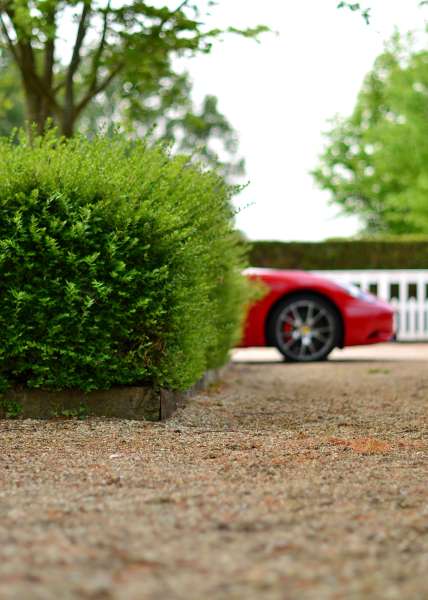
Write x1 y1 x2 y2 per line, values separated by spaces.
0 134 250 392
249 239 428 270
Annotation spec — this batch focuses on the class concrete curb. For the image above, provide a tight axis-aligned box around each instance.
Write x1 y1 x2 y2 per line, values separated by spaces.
0 365 229 422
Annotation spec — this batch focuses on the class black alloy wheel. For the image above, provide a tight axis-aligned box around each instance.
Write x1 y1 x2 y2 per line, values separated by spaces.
267 293 341 362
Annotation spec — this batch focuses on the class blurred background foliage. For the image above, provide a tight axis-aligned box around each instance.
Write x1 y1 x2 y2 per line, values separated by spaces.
0 1 267 179
0 51 24 136
0 48 244 178
314 30 428 235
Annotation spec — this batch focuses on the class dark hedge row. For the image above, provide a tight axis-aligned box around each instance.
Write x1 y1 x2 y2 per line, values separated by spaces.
0 134 251 393
249 239 428 270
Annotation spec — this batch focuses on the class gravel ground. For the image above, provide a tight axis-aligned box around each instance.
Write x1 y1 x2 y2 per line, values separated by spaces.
1 347 428 600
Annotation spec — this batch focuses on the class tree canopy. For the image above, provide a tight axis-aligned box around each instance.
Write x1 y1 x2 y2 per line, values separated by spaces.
337 2 371 24
0 1 267 139
0 46 244 177
0 47 23 135
337 1 428 23
313 33 428 234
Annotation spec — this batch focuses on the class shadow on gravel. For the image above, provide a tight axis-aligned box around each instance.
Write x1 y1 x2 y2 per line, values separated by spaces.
233 358 403 365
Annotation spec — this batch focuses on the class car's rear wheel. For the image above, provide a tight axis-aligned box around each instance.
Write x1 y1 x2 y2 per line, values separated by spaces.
267 294 341 362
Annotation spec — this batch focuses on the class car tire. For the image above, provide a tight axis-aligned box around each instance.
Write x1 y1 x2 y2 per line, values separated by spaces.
267 293 341 362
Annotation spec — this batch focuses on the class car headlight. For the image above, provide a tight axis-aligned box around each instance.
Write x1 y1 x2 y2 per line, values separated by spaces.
338 282 375 302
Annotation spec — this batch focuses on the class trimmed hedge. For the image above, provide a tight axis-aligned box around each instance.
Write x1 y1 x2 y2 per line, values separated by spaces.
250 239 428 270
0 134 251 392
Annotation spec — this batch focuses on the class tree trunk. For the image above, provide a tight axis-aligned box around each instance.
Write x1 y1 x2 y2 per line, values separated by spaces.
22 79 76 137
18 42 53 137
61 110 75 137
22 81 44 136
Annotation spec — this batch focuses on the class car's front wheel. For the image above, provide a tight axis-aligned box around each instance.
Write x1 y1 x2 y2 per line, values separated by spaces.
267 293 341 362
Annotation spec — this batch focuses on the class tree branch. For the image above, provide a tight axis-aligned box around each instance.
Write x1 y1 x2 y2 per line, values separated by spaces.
75 0 193 125
40 6 57 125
86 0 111 96
158 0 190 29
66 1 91 82
76 61 124 116
19 41 61 115
43 8 56 87
53 79 65 94
0 13 20 65
172 0 191 17
64 0 91 120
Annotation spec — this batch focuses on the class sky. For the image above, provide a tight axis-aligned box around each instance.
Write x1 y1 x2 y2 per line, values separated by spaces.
182 0 426 241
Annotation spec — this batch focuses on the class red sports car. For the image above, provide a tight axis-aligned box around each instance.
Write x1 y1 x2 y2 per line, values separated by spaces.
240 268 394 362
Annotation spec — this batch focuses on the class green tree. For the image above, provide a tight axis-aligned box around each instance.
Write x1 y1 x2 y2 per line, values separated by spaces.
337 2 371 24
337 1 428 22
0 47 243 176
313 33 428 234
80 70 244 177
0 1 266 138
0 48 23 134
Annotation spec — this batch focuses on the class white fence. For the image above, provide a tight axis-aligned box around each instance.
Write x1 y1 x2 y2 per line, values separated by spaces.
312 270 428 341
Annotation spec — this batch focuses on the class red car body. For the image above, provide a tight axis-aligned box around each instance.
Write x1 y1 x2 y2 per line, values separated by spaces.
240 268 394 350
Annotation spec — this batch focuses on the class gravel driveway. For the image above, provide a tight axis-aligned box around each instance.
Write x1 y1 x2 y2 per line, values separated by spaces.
1 344 427 599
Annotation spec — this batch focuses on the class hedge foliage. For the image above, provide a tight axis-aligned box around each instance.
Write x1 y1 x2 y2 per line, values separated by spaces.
250 239 428 270
0 134 251 392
